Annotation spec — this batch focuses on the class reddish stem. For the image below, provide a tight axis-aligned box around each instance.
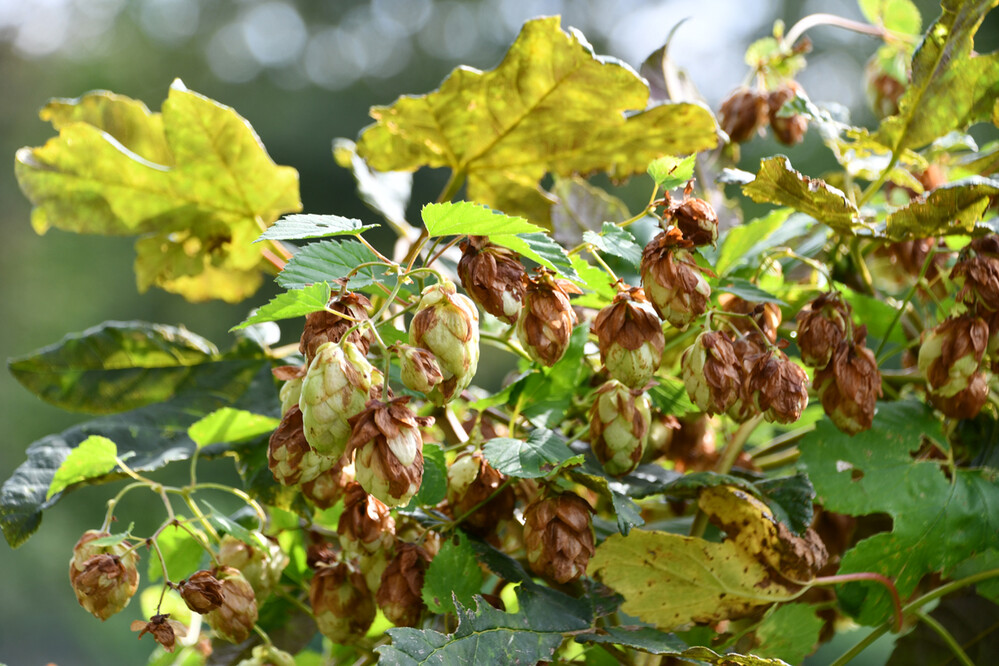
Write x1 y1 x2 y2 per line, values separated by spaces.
812 572 903 632
261 247 287 272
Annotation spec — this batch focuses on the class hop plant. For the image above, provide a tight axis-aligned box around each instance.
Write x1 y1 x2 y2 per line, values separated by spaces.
952 235 999 312
796 292 852 368
268 404 337 486
749 350 810 424
814 327 882 435
457 235 527 323
300 290 373 363
205 566 258 643
410 279 480 404
68 530 139 621
310 559 375 644
338 481 396 593
517 269 581 366
682 330 742 415
300 458 353 509
130 614 187 653
176 569 224 614
446 450 515 536
591 286 665 388
640 230 710 328
273 364 306 415
767 81 808 146
376 542 432 628
395 343 445 396
918 314 989 398
588 380 652 477
523 492 595 584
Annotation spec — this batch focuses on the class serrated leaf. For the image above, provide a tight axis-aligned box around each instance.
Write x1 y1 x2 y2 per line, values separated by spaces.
421 201 544 237
8 321 218 415
276 239 385 290
550 176 631 247
583 223 643 270
187 407 279 449
46 435 118 500
743 156 861 232
357 17 717 225
885 177 999 240
875 0 999 153
570 255 618 305
406 443 447 508
491 232 580 282
14 81 301 302
800 400 999 625
148 522 206 582
859 0 922 34
715 278 787 306
647 377 696 417
422 531 483 614
255 214 377 242
570 462 645 535
202 501 264 547
576 626 687 654
648 155 696 191
333 137 413 227
753 603 824 664
483 429 584 479
88 528 134 548
231 282 331 331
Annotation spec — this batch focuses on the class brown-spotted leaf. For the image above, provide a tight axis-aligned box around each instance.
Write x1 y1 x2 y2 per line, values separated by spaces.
14 80 301 302
885 177 999 240
742 157 862 233
356 16 717 224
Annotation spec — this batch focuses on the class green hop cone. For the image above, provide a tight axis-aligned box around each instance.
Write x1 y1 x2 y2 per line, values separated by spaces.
300 340 382 457
235 645 297 666
338 481 397 593
268 405 338 486
68 530 140 621
588 380 651 477
217 535 289 599
681 330 741 414
310 559 376 644
640 230 710 329
205 566 258 643
592 286 665 388
918 314 989 398
396 343 444 395
409 279 479 404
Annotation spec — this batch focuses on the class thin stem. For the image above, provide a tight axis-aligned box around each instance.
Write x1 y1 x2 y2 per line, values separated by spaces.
182 494 219 541
447 478 515 532
750 423 815 459
357 235 392 264
175 521 220 566
587 247 619 283
812 572 902 632
192 483 267 528
914 610 975 666
437 169 466 204
481 332 533 362
875 249 936 361
783 13 913 48
690 415 764 538
150 537 171 612
858 151 901 207
101 482 147 532
253 623 273 646
426 235 464 267
849 239 876 297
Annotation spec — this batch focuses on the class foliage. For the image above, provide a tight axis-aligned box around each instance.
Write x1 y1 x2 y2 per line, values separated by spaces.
5 6 999 666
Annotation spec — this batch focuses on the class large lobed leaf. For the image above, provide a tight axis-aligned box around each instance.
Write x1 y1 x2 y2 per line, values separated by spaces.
885 176 999 240
742 157 861 233
14 80 301 302
356 16 717 224
800 401 999 625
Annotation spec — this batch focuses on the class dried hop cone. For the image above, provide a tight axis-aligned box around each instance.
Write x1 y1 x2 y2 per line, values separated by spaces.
640 231 710 328
446 450 515 536
672 196 719 247
268 405 338 487
177 569 224 614
235 645 297 666
338 481 396 593
347 398 432 507
524 492 595 584
300 340 382 457
814 327 882 435
918 314 989 398
750 350 810 424
300 290 373 363
517 269 582 366
719 293 782 345
68 530 140 621
273 364 306 415
218 535 289 599
300 458 353 509
931 371 990 420
310 560 376 643
592 286 665 388
767 81 808 146
719 87 769 143
205 566 258 644
395 343 445 396
131 614 187 653
458 235 527 324
410 278 480 404
796 292 852 368
589 380 652 477
377 543 432 628
727 334 766 423
952 235 999 312
682 330 742 415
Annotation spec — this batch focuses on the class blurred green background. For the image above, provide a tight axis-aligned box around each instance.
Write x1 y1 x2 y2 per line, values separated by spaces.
0 0 994 663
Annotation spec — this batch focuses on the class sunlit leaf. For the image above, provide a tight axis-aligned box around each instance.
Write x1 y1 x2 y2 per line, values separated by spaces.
550 176 631 247
421 201 544 238
885 177 999 240
647 377 696 417
230 282 331 331
715 208 794 277
583 223 643 270
148 522 206 582
406 443 447 508
276 239 385 290
858 0 922 34
46 435 118 500
492 232 581 282
422 531 483 614
357 17 717 224
648 155 696 191
187 407 279 448
714 278 787 306
256 214 377 242
742 157 861 232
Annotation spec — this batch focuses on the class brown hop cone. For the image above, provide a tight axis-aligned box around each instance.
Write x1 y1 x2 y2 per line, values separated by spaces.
517 269 582 366
177 569 224 614
952 235 999 312
640 231 711 329
395 343 445 395
300 458 353 509
377 542 432 627
458 235 528 324
68 530 139 621
205 566 258 643
523 492 595 584
931 371 990 419
268 405 337 486
338 482 396 558
300 290 373 363
719 293 782 345
727 333 766 422
656 414 718 472
749 350 810 424
682 330 742 414
410 279 480 404
795 292 852 368
814 327 882 435
592 286 665 388
672 196 719 247
217 535 289 599
767 82 808 146
446 450 515 537
347 398 432 507
918 314 989 398
131 614 187 652
309 559 375 643
589 380 652 477
719 87 769 143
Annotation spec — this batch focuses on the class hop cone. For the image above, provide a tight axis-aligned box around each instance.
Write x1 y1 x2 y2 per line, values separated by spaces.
300 290 373 363
720 87 768 143
235 645 297 666
517 269 582 366
918 314 988 398
814 327 882 435
682 330 742 414
268 405 338 486
410 279 480 404
68 530 139 621
767 82 808 146
796 292 851 368
205 566 258 643
523 492 595 584
376 543 432 627
273 364 306 415
750 350 810 424
952 235 999 312
338 481 396 593
592 286 664 388
310 559 375 643
640 231 710 328
396 343 444 395
671 196 719 247
589 380 651 477
446 450 515 536
300 458 353 509
458 235 527 323
177 569 224 614
217 535 288 599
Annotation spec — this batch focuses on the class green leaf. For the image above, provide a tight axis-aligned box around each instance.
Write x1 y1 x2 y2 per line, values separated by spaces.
800 400 999 624
576 627 686 655
14 81 301 302
8 321 218 415
714 278 787 306
483 429 584 479
950 549 999 603
755 474 816 536
256 214 377 242
1 351 274 548
333 137 413 226
357 17 717 225
885 177 999 240
570 462 645 535
715 208 794 277
570 255 618 306
46 435 118 500
230 282 331 331
187 407 279 448
858 0 922 34
421 201 544 238
407 443 447 508
422 531 484 614
647 377 696 417
148 522 206 582
648 155 696 191
202 500 265 547
583 223 643 270
88 528 134 548
753 603 824 664
491 232 581 282
839 286 908 345
743 156 861 232
276 239 385 290
550 176 631 246
875 0 999 152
